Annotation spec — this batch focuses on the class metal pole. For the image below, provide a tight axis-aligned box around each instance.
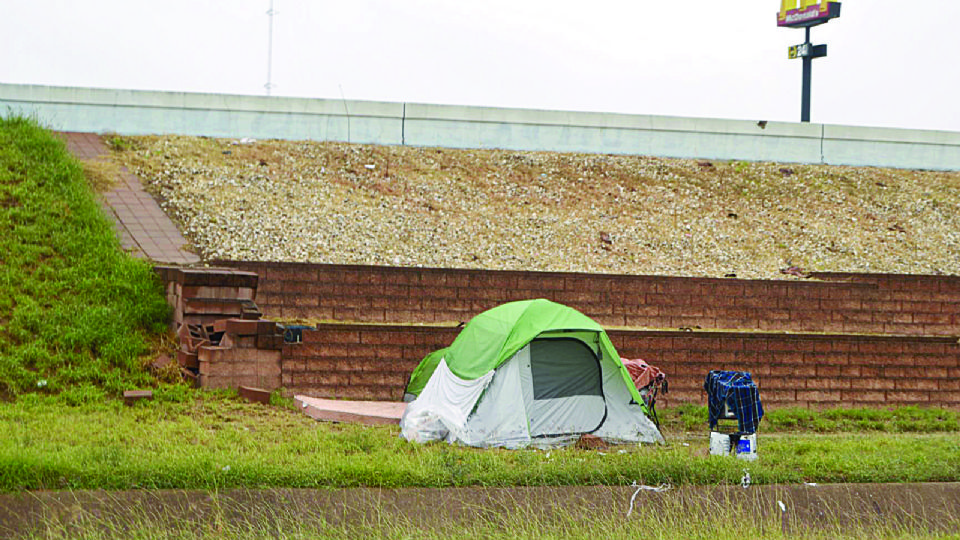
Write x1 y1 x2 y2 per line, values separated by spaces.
265 0 275 96
801 26 811 122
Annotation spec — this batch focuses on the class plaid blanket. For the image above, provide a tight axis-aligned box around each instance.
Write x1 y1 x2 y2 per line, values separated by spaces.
704 370 764 434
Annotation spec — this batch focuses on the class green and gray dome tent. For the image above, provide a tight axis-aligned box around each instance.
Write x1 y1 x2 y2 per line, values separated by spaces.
400 299 664 448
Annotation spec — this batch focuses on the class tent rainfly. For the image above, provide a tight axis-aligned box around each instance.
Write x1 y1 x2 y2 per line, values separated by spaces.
400 299 664 448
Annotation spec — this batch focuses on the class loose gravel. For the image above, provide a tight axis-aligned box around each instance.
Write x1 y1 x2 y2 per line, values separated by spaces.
112 135 960 279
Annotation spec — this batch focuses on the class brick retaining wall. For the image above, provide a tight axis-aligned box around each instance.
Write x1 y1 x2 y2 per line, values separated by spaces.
283 324 960 409
611 330 960 408
281 325 459 400
223 261 960 336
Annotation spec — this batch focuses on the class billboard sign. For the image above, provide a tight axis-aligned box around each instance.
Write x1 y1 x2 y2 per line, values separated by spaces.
778 0 841 28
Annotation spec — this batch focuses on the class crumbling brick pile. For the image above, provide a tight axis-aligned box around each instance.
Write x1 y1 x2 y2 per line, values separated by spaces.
155 266 284 391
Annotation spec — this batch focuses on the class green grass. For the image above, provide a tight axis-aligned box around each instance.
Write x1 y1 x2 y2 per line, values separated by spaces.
25 515 960 540
0 116 170 398
1 395 958 492
19 487 960 540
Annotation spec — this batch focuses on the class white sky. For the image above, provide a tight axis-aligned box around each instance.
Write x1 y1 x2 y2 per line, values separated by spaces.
3 1 958 132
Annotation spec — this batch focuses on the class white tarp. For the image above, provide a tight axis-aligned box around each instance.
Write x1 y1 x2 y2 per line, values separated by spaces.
399 358 494 444
460 353 531 448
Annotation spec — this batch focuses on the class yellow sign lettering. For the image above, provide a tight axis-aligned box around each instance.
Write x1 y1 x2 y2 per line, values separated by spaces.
779 0 836 21
779 0 794 21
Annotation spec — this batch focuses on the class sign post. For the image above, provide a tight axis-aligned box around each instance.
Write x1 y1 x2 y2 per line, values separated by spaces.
778 1 841 122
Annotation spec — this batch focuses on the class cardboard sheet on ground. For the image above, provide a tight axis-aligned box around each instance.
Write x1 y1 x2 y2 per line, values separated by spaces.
295 396 407 425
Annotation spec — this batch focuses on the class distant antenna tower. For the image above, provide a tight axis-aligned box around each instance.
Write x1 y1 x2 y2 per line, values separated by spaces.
265 0 278 96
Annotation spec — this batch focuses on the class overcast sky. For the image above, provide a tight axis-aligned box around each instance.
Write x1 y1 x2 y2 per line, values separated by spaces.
3 1 958 132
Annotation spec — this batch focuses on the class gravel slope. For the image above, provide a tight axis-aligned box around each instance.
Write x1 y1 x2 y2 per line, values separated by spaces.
112 135 960 279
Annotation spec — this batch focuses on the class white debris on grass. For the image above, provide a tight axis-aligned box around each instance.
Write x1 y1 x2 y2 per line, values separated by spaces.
626 481 672 517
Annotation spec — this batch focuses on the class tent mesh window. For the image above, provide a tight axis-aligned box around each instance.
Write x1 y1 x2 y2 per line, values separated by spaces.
530 338 603 400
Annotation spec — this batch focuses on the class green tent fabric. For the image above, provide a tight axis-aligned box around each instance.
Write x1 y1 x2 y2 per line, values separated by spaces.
405 299 648 412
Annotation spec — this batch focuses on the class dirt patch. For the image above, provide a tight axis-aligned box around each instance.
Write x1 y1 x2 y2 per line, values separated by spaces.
2 483 958 536
79 158 123 193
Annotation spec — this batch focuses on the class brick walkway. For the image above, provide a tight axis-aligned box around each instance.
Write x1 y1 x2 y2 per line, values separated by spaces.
61 132 200 264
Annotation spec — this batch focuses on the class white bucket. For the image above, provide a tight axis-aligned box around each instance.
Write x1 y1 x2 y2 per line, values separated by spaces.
735 433 758 461
709 432 731 456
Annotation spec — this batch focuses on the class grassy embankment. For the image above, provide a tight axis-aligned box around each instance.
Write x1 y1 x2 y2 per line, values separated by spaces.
0 116 170 401
0 117 959 500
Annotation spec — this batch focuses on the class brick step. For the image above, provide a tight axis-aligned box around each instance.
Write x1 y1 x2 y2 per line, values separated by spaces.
155 266 258 289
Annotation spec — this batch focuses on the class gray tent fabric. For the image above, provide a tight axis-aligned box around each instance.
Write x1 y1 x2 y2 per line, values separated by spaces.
530 338 603 399
520 342 606 438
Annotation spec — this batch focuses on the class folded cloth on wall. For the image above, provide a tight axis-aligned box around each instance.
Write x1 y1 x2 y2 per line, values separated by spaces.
622 358 666 391
704 370 764 434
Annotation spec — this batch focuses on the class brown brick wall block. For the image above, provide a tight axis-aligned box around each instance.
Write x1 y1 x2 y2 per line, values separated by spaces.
222 261 959 336
280 325 460 401
185 264 959 406
274 323 960 408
